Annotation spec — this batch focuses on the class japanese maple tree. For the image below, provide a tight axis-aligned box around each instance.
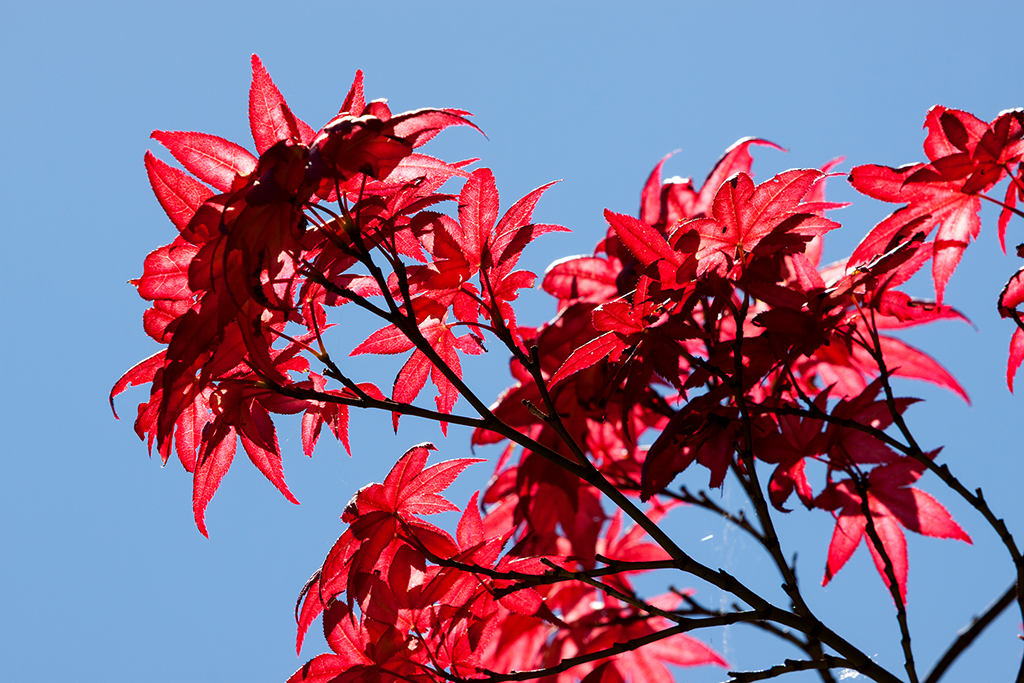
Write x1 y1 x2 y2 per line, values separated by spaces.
113 55 1024 682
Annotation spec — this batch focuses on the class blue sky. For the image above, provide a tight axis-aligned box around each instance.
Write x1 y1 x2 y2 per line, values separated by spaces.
2 1 1022 681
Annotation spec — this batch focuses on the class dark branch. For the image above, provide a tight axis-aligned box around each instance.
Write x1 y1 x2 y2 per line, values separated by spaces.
729 657 853 683
924 580 1018 683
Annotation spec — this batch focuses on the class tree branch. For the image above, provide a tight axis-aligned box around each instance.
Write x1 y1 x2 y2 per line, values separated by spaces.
924 580 1018 683
729 294 836 677
728 657 853 683
295 242 904 683
860 307 1024 659
852 475 918 683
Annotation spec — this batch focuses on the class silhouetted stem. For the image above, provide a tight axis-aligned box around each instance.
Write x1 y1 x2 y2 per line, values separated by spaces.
852 476 918 683
730 295 834 675
261 381 487 430
861 309 1024 660
728 657 853 682
924 580 1018 683
675 590 837 683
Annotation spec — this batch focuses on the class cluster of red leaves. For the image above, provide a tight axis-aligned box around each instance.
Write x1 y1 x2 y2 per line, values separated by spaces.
482 131 987 603
114 55 1023 682
113 56 723 681
848 107 1024 385
111 55 559 535
290 444 724 683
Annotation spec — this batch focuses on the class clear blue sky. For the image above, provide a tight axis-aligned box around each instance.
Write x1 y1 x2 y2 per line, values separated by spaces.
2 1 1022 681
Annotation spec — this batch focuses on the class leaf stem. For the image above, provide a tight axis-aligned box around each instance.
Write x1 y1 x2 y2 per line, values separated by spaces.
851 475 919 683
1004 163 1024 198
980 192 1024 220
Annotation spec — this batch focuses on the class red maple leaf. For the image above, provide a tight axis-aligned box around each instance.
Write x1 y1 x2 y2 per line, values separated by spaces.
849 163 980 305
604 209 695 289
542 254 621 310
352 312 484 433
249 54 317 152
849 108 1024 303
309 108 478 185
754 404 825 512
682 169 839 278
639 138 784 229
294 444 483 654
817 454 971 601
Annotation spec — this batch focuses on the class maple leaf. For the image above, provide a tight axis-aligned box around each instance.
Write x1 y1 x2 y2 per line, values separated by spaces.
191 426 237 538
351 444 483 518
131 238 199 302
639 138 784 229
791 315 969 404
299 373 385 456
294 445 483 654
604 209 695 289
855 332 968 403
248 54 317 153
542 254 621 309
998 267 1024 390
144 153 215 231
291 601 435 683
110 351 167 420
309 108 478 185
641 389 737 499
817 454 970 601
352 315 484 433
820 380 912 468
150 130 257 193
682 169 839 278
849 108 1024 302
205 382 302 504
435 168 564 346
754 405 825 512
911 107 1023 199
550 277 700 420
487 178 564 272
849 163 980 305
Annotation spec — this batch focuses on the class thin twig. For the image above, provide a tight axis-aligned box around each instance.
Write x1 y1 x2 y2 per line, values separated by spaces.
924 581 1018 683
263 380 487 429
852 475 918 683
674 590 807 651
860 306 1024 662
729 657 853 683
729 294 835 675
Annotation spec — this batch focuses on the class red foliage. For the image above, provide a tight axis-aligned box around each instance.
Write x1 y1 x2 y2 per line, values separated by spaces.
113 56 1024 682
